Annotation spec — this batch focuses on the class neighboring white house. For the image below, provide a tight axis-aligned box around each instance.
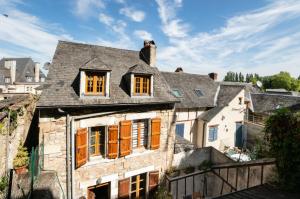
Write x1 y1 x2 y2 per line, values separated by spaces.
163 70 248 151
0 58 46 94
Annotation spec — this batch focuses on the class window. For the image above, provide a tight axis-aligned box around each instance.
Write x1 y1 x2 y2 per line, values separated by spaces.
175 123 184 137
130 173 146 198
40 77 45 82
194 89 204 97
132 120 148 149
239 97 243 105
26 76 33 82
85 72 106 95
89 126 106 157
208 126 218 142
171 89 182 97
4 77 10 83
134 75 150 96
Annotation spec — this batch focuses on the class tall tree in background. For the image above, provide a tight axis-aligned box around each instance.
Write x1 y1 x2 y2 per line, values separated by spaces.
239 72 244 82
298 75 300 80
235 73 239 82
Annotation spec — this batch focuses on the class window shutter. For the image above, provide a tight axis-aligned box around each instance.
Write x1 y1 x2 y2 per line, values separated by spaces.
76 128 87 168
120 120 132 157
108 125 118 159
149 171 159 191
118 178 130 199
151 118 161 150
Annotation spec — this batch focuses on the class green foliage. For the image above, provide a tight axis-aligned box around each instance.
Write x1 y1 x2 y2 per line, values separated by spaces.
198 160 212 170
153 185 172 199
264 108 300 191
13 143 29 168
183 166 195 174
166 167 180 177
249 138 270 160
0 175 8 192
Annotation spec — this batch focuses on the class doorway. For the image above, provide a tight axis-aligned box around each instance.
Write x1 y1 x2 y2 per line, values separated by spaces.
88 182 110 199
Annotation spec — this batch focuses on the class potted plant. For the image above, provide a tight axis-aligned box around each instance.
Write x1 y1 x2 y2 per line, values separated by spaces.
13 144 29 175
198 160 212 171
184 166 195 174
166 167 180 178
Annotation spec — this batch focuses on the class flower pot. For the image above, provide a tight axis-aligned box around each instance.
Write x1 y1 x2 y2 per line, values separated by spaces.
14 166 28 175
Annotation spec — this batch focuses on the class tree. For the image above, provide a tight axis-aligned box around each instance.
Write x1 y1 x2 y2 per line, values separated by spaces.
246 74 250 83
235 73 239 82
239 72 244 82
264 109 300 191
224 71 236 82
270 72 293 91
298 75 300 80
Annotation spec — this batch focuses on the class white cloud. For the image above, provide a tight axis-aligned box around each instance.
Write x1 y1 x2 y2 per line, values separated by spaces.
155 0 189 38
74 0 105 17
156 0 300 78
134 30 152 40
119 7 145 22
0 6 74 63
99 13 114 26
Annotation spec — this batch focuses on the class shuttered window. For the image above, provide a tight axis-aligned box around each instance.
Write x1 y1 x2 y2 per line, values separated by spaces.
151 118 161 150
118 178 130 199
89 126 106 157
76 128 88 168
120 120 132 157
132 120 148 149
130 173 146 198
107 125 118 159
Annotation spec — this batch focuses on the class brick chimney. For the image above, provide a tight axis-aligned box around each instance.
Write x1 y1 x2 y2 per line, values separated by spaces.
35 62 40 82
208 73 218 81
175 67 183 73
140 40 156 67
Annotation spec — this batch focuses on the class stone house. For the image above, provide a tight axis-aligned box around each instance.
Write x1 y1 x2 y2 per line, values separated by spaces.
37 40 178 199
0 58 46 94
163 71 248 151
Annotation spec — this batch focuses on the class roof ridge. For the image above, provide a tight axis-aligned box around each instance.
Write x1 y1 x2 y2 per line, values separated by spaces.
161 71 210 77
58 40 139 53
252 93 300 98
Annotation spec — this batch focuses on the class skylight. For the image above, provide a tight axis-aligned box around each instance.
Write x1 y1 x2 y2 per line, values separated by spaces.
171 89 182 97
194 89 204 97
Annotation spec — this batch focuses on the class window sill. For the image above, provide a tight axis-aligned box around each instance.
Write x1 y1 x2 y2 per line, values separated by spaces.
84 156 114 167
125 149 154 159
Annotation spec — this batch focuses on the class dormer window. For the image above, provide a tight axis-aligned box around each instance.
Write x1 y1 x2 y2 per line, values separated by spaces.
5 77 10 83
134 75 150 96
79 69 110 98
85 72 105 95
26 76 33 82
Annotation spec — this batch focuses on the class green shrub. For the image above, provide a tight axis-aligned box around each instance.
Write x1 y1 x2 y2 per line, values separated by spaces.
13 143 29 168
166 167 180 177
184 166 195 174
0 175 8 192
153 185 172 199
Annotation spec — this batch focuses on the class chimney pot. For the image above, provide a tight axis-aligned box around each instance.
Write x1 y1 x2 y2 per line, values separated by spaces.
175 67 183 73
208 73 218 81
140 40 156 67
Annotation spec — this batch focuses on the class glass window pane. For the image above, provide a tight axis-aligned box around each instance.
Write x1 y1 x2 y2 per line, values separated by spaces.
89 146 95 154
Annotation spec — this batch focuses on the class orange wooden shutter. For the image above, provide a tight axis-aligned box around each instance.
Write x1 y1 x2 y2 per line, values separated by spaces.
149 171 159 191
118 178 130 199
76 128 87 168
119 120 132 157
151 118 161 150
108 125 118 159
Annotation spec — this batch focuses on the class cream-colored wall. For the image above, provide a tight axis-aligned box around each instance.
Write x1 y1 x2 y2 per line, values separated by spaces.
204 90 246 151
175 108 205 144
39 108 176 199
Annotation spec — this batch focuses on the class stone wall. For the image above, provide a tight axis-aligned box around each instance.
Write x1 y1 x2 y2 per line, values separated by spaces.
39 107 176 199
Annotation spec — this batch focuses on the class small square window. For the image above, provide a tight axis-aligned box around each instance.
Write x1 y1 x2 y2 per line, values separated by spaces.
239 97 243 105
171 89 182 97
194 89 204 97
26 76 33 82
175 123 184 137
4 77 10 83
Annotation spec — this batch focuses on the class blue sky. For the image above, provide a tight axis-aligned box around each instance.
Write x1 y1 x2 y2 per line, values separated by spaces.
0 0 300 79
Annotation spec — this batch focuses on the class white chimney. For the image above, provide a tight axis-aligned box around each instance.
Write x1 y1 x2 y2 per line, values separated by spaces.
140 40 156 67
35 62 40 82
5 60 16 84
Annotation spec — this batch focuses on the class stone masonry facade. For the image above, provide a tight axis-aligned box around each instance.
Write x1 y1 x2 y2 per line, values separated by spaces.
39 108 176 199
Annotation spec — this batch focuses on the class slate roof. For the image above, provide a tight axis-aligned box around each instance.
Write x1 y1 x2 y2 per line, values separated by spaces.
198 106 224 122
161 72 219 108
251 93 300 113
217 84 244 106
0 58 46 84
174 135 195 154
37 41 178 108
213 184 300 199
